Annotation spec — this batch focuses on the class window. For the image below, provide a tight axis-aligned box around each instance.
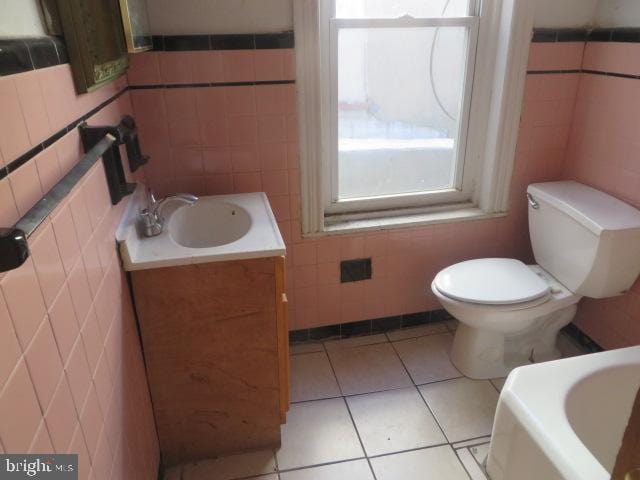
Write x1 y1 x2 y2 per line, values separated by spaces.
295 0 535 233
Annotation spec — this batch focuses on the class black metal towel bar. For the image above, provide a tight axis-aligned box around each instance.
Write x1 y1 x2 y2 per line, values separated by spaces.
0 115 150 273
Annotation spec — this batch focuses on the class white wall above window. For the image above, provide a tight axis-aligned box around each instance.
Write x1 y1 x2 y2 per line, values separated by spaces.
533 0 598 28
0 0 45 36
594 0 640 27
146 0 293 34
294 0 535 236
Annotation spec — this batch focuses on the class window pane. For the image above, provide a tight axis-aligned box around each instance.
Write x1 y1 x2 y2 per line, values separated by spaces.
337 26 468 200
336 0 472 19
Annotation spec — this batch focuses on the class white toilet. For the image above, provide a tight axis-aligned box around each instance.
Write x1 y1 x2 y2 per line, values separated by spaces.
432 181 640 379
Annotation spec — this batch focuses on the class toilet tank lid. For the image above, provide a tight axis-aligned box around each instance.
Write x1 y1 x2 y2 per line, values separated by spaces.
527 181 640 235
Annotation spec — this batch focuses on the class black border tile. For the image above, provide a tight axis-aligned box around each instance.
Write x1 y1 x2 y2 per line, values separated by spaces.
26 37 59 69
371 316 402 333
289 309 452 342
3 88 128 181
611 28 640 43
211 34 256 50
557 29 588 42
51 36 69 64
7 145 44 174
289 329 310 343
561 324 603 352
531 28 589 43
340 320 372 338
531 29 558 43
150 32 295 51
0 39 33 75
309 325 341 341
129 80 295 90
588 28 614 42
163 35 210 51
430 309 454 322
255 32 294 49
401 312 431 328
152 35 165 51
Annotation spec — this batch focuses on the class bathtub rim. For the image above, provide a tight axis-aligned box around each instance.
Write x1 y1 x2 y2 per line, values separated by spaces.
488 346 640 480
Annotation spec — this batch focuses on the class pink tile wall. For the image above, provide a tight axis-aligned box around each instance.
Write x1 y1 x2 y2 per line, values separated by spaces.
527 42 585 71
0 65 158 479
129 44 579 331
564 42 640 349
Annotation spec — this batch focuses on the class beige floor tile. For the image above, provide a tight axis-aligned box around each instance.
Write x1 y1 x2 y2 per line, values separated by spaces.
277 398 364 470
182 449 276 480
370 445 469 480
290 352 341 402
290 343 325 355
280 460 374 480
393 333 461 384
457 447 489 480
347 387 446 456
385 323 449 342
324 334 387 351
328 343 412 395
419 378 499 443
470 442 491 466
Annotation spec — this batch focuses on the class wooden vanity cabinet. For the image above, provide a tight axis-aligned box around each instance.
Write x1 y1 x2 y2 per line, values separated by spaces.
131 256 289 466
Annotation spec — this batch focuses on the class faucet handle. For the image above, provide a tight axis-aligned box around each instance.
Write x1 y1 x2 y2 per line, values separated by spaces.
139 208 162 237
147 188 158 208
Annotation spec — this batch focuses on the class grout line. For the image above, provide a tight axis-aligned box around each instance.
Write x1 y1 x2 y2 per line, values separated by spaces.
387 337 452 444
341 396 379 480
366 441 450 460
275 457 368 475
129 80 295 90
451 437 492 450
454 447 476 480
322 342 344 396
273 447 281 479
469 444 491 479
414 374 465 388
322 342 378 479
489 379 502 394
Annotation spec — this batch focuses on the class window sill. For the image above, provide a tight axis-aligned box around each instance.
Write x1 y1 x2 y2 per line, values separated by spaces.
308 205 507 237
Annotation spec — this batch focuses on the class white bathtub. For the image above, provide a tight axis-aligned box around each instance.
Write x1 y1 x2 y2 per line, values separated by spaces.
486 346 640 480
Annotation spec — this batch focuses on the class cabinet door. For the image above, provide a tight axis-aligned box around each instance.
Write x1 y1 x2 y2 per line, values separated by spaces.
276 256 290 423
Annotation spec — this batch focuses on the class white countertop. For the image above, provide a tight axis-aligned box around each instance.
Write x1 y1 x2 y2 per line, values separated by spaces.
116 186 286 271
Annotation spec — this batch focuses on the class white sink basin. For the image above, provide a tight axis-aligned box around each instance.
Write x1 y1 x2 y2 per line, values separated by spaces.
169 200 252 248
116 187 285 271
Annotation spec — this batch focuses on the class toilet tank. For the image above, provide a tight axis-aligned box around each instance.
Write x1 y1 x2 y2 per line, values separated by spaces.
527 181 640 298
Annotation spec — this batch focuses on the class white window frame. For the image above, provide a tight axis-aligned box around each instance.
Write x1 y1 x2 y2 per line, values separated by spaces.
294 0 535 235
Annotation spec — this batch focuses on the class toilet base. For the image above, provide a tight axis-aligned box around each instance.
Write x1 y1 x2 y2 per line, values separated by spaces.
450 304 578 379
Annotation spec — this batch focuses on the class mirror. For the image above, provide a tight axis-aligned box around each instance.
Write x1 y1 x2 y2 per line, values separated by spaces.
55 0 129 93
119 0 153 53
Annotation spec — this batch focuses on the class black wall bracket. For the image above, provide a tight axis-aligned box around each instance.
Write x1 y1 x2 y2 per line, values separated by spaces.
79 115 149 205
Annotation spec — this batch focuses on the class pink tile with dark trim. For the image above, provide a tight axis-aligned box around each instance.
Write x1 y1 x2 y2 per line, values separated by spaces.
0 76 30 163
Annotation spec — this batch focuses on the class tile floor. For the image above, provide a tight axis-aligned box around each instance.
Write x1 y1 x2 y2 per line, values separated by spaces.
165 321 589 480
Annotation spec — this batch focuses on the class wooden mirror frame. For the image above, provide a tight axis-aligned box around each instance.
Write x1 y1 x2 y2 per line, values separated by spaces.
119 0 153 53
55 0 129 93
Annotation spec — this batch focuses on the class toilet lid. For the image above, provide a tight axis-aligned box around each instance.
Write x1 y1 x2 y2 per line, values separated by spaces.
434 258 550 305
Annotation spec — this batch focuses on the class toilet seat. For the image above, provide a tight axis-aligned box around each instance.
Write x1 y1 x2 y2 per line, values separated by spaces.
433 258 550 306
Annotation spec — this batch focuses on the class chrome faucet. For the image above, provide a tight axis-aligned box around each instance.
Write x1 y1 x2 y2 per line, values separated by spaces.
140 189 198 237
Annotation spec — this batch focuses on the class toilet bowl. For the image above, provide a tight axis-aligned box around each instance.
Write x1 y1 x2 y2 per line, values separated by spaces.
431 181 640 380
432 259 581 379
